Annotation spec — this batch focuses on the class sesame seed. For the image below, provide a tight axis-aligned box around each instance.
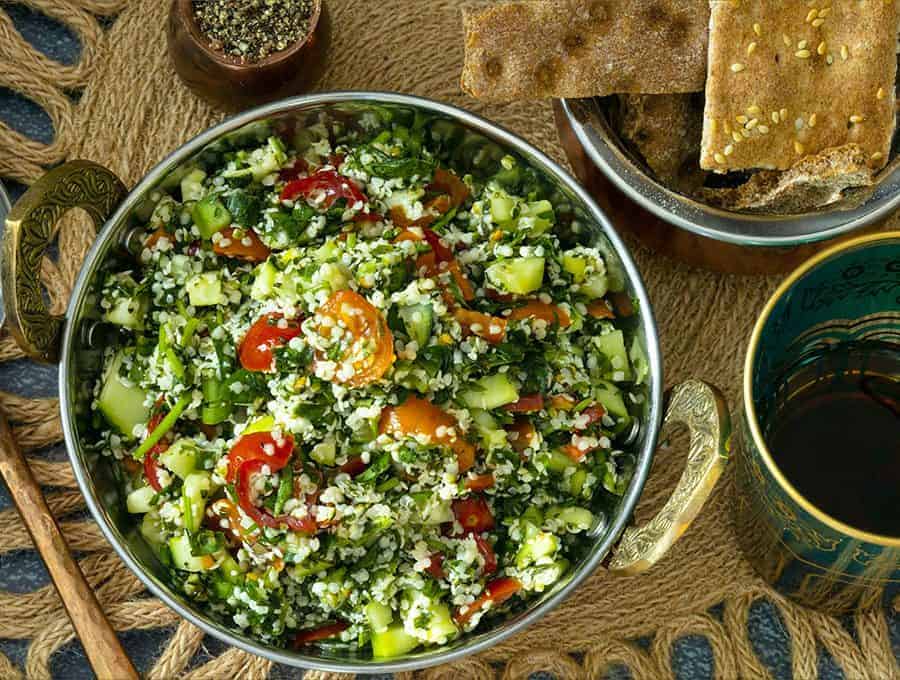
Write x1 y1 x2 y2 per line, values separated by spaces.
805 8 817 22
826 54 834 65
724 144 735 155
741 129 751 138
872 152 884 161
794 141 805 155
783 34 791 47
747 41 757 55
753 23 761 36
732 130 743 143
748 105 761 115
731 63 746 72
795 117 805 130
758 125 770 134
818 7 830 17
877 87 886 100
817 41 827 55
840 45 849 60
808 113 817 127
797 40 808 50
736 114 749 124
714 152 726 164
771 111 780 123
795 49 811 59
812 17 825 27
746 118 759 129
849 114 864 124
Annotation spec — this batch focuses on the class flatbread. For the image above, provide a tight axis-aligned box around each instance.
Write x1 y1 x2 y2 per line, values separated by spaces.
614 94 707 192
698 144 876 213
700 0 897 173
461 0 709 101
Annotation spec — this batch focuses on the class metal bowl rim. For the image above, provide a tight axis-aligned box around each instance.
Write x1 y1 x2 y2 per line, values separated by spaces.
58 91 664 673
558 98 900 248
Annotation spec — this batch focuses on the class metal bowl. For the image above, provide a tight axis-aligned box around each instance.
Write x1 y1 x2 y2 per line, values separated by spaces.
556 98 900 274
2 92 730 672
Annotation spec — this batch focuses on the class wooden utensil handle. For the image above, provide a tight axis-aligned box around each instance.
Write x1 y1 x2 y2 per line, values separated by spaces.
0 411 139 680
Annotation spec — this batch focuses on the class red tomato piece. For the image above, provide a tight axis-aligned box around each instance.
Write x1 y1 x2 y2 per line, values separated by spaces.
379 396 475 472
280 169 367 208
452 495 495 534
213 227 270 263
421 227 453 262
429 168 469 208
576 404 606 430
454 309 507 344
549 394 576 411
142 410 171 492
426 552 446 580
562 438 598 463
505 419 536 454
454 577 522 625
236 459 317 534
144 227 172 251
610 292 634 318
586 300 615 320
507 301 571 328
278 158 309 183
226 430 295 483
503 394 544 413
465 473 495 492
292 621 349 648
339 456 368 477
239 313 303 373
473 534 497 574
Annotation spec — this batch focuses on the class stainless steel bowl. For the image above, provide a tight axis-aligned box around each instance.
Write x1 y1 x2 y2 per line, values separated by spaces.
556 98 900 274
2 92 730 672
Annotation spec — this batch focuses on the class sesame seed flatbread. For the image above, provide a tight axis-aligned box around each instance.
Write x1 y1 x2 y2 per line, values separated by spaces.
461 0 709 101
700 0 897 173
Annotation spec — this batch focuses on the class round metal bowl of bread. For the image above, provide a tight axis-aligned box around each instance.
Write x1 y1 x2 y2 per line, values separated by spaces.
555 95 900 274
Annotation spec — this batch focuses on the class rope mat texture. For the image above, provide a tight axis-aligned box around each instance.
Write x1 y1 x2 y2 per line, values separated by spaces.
1 0 898 678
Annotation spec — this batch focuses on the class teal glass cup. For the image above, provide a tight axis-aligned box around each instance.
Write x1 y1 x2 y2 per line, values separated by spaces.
736 231 900 614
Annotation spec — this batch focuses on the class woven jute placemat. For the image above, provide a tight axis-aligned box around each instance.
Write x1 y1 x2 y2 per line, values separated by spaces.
0 1 898 678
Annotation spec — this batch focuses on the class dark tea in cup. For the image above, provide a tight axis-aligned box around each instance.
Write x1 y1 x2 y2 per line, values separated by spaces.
764 340 900 538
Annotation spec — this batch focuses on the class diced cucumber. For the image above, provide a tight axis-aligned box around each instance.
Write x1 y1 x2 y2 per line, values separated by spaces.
460 373 519 410
365 601 394 633
490 194 516 223
218 554 244 584
569 468 588 497
140 511 166 545
471 410 508 451
104 295 148 330
630 336 649 386
251 261 278 301
186 271 226 307
548 506 595 532
518 200 554 236
561 255 587 282
242 415 274 435
371 624 420 658
126 485 156 514
192 196 232 239
98 351 150 438
248 137 288 180
292 559 333 579
158 439 197 479
485 257 545 295
169 534 215 572
516 530 559 569
595 384 628 419
182 471 212 532
319 568 350 609
310 438 336 466
580 273 609 299
411 492 453 525
402 592 458 643
423 603 458 642
595 331 632 381
540 449 577 474
180 169 207 202
320 262 351 293
399 304 433 347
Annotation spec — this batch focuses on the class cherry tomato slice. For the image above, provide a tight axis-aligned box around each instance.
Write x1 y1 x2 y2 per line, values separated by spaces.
292 621 349 648
503 394 544 413
473 534 497 574
313 290 395 387
239 313 303 372
213 227 270 263
429 168 469 208
143 411 170 492
236 459 317 534
426 552 446 580
421 228 453 262
465 473 495 492
226 430 295 483
280 169 367 208
586 300 615 319
416 253 475 304
562 439 597 462
209 498 257 545
278 158 309 183
452 495 495 534
576 405 607 430
505 419 536 454
507 301 571 328
454 309 507 344
379 396 475 472
454 577 522 625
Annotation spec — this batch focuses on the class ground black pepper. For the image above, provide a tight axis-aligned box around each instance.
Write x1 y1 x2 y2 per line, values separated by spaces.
193 0 314 62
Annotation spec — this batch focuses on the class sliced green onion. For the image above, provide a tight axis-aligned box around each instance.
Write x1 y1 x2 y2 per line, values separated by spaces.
134 394 192 460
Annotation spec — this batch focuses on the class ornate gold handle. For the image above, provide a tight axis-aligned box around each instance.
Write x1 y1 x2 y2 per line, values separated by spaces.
1 161 126 363
608 379 731 575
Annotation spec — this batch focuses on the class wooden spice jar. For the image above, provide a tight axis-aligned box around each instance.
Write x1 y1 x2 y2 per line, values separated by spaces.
167 0 329 111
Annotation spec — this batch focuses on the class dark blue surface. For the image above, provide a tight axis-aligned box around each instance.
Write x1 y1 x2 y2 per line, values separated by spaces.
0 5 897 679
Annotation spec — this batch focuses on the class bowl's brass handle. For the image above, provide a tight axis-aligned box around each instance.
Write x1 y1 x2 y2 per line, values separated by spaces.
1 161 126 363
608 379 731 575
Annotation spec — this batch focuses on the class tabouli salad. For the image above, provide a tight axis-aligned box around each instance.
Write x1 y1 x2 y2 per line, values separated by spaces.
89 110 648 657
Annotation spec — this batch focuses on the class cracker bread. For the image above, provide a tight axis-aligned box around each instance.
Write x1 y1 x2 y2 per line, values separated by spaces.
615 94 707 191
698 144 876 213
701 0 897 173
461 1 709 101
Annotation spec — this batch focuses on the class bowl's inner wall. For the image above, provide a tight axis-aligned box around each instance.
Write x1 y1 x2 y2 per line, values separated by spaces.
63 98 657 667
